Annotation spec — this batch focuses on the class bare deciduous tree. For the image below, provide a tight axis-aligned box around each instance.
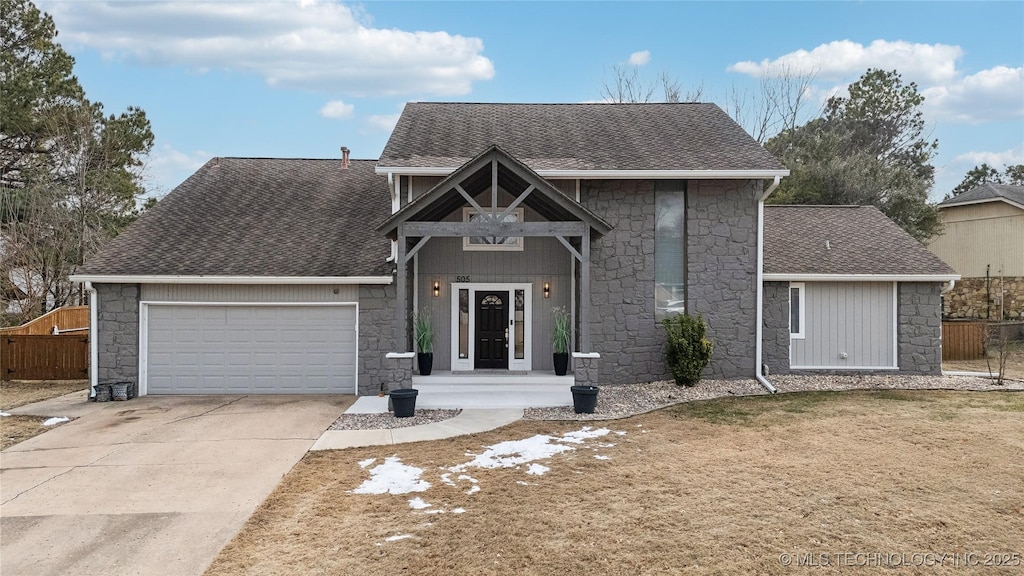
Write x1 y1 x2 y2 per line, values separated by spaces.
601 64 703 103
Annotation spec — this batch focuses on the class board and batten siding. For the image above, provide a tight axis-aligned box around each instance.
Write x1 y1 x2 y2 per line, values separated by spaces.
791 282 896 369
928 202 1023 277
141 284 359 303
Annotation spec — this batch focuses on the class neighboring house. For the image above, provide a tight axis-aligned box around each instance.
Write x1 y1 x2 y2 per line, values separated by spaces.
72 103 955 397
928 183 1024 320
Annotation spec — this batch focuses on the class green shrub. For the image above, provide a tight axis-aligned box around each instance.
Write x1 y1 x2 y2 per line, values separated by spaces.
663 314 713 387
413 310 433 353
551 306 571 354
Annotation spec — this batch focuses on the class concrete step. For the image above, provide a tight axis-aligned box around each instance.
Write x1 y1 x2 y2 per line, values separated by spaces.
415 388 572 409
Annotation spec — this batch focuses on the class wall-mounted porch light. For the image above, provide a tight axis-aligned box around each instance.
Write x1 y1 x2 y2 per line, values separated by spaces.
543 282 550 298
433 280 440 297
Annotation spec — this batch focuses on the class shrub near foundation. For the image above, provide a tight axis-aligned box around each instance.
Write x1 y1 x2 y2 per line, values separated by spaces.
663 314 713 386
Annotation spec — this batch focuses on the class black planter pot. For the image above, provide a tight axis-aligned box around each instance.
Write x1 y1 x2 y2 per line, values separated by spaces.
390 388 419 418
553 352 569 376
417 352 433 376
571 385 599 414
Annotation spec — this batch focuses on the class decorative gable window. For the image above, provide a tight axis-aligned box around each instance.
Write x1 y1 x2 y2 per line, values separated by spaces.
655 180 687 320
462 207 525 251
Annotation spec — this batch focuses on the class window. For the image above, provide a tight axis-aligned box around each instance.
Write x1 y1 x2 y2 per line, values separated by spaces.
458 289 469 358
463 207 524 251
789 282 805 339
654 181 686 320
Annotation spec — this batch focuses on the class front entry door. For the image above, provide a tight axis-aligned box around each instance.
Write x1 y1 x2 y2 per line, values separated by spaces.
475 291 509 369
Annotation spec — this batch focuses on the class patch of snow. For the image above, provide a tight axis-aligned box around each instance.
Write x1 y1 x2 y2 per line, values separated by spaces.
0 412 10 417
452 508 466 514
450 434 573 472
385 534 413 542
358 457 377 468
352 456 431 495
440 473 455 486
466 485 480 494
423 509 444 515
526 463 549 475
594 455 610 460
558 427 611 444
597 443 616 448
408 497 431 509
615 431 627 436
457 474 478 483
516 481 530 486
42 417 69 427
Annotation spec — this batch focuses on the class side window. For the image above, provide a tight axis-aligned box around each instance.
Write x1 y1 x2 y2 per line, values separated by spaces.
654 180 686 321
790 282 805 339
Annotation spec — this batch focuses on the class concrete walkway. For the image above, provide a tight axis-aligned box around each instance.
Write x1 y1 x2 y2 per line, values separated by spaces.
310 408 523 450
1 393 349 576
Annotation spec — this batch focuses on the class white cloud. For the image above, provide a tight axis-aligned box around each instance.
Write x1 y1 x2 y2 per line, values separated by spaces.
367 113 402 132
628 50 651 66
42 0 495 97
923 66 1024 124
144 144 211 196
728 39 962 84
320 100 354 119
948 146 1024 170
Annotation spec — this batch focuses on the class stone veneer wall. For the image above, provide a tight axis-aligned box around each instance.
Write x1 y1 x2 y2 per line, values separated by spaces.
581 179 759 383
95 283 139 384
761 281 791 375
943 276 1024 320
358 284 397 395
898 282 943 375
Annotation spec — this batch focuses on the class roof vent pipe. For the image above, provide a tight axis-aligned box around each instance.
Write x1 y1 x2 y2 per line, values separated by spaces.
341 146 350 169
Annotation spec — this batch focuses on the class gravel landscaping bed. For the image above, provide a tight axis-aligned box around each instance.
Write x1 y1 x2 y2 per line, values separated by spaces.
524 373 1023 421
327 374 1022 429
329 409 461 430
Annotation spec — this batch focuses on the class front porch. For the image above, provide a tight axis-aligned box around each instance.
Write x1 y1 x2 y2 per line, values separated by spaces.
351 370 575 410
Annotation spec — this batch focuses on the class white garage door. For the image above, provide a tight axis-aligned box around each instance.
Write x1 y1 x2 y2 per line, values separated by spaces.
146 304 356 394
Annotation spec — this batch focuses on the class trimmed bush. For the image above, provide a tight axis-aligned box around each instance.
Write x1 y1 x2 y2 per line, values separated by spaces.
663 314 713 387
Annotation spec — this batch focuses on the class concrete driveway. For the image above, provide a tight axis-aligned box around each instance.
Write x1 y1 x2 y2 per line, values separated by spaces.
1 393 351 576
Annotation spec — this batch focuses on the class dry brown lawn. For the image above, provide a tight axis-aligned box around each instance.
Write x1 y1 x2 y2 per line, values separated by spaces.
207 390 1024 576
1 379 86 450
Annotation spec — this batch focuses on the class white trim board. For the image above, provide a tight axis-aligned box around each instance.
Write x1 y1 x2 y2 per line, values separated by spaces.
791 366 899 371
138 300 359 396
71 275 393 285
376 166 791 179
938 197 1024 211
765 273 959 282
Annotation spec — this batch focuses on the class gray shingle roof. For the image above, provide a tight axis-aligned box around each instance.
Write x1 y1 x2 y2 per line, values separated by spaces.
378 102 787 172
764 205 956 277
937 183 1024 209
77 158 392 277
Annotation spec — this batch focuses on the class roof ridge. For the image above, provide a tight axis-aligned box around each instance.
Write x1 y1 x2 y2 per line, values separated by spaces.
408 101 713 106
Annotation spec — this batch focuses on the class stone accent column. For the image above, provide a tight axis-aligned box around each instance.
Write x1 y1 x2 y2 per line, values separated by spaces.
383 352 415 392
761 281 791 375
898 283 943 375
572 352 600 387
358 284 396 395
95 283 140 385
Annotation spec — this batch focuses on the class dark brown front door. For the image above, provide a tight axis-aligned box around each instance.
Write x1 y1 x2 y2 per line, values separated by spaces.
475 291 508 369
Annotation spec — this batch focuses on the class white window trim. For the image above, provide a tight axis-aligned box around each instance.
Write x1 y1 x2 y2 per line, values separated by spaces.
789 282 805 340
138 301 359 397
462 207 525 251
449 283 532 372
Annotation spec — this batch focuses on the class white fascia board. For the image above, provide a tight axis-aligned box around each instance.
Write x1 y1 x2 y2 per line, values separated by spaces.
763 273 960 282
938 197 1024 211
68 274 394 285
376 166 791 180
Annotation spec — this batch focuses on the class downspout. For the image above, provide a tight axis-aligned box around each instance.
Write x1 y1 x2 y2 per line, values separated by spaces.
755 176 781 394
85 281 98 398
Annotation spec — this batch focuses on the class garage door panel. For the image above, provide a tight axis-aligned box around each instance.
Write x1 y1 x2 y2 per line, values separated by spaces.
147 304 356 394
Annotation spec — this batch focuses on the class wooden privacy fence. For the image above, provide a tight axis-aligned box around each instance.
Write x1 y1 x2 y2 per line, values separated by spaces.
0 306 89 335
1 334 89 380
942 321 986 361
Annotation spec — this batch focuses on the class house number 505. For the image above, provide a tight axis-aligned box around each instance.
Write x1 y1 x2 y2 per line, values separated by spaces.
456 275 471 282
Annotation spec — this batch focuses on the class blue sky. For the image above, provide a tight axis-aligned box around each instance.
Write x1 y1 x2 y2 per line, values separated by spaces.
40 1 1024 202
